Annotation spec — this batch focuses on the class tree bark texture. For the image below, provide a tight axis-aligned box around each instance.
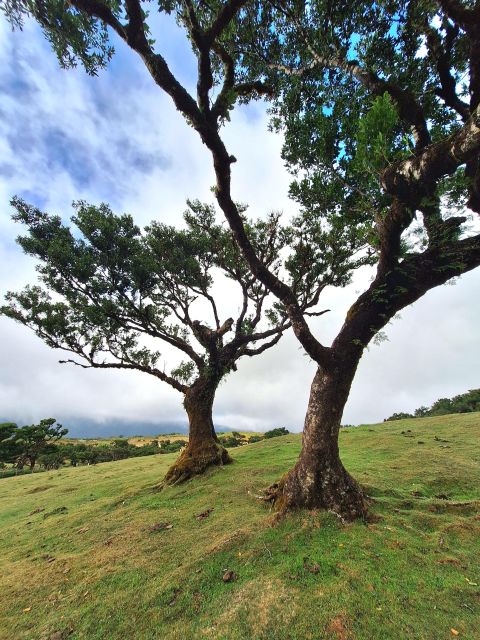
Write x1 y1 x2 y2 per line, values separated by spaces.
269 360 368 521
163 377 231 485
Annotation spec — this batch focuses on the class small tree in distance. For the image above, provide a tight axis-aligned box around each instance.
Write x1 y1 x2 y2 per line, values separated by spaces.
12 418 68 470
1 199 321 483
0 423 22 465
264 427 289 439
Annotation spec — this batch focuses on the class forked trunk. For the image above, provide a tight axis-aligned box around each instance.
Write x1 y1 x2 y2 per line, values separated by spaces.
269 359 368 521
163 378 231 485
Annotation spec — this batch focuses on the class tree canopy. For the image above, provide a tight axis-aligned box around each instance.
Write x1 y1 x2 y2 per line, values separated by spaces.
2 198 296 392
0 418 68 469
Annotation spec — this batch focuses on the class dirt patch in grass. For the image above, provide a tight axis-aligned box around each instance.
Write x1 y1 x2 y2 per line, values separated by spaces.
26 485 56 494
326 614 352 639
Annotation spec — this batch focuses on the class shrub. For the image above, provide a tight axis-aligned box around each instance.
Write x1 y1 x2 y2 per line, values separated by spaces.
264 427 290 439
158 439 187 454
384 412 414 422
219 434 245 448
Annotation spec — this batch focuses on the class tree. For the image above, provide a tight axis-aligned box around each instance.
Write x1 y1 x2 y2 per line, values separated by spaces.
264 427 289 438
38 450 65 470
1 199 308 483
2 0 480 516
414 406 430 418
0 422 21 464
57 443 80 466
384 412 414 422
227 0 480 517
436 388 480 414
12 418 68 470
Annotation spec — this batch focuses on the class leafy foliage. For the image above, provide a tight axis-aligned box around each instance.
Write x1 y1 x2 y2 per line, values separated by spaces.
264 426 289 438
353 93 405 175
1 0 114 74
0 418 68 469
0 422 21 464
235 0 478 260
1 198 290 396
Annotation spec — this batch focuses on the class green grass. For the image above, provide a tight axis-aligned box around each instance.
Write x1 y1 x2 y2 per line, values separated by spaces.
1 413 479 640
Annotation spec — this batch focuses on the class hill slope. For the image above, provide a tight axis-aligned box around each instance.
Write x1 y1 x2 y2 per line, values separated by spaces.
1 413 479 640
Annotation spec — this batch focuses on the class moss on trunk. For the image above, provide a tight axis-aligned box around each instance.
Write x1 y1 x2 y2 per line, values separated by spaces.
161 375 231 485
163 438 232 485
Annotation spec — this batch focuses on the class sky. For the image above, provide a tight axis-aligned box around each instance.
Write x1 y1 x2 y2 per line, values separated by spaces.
0 14 479 437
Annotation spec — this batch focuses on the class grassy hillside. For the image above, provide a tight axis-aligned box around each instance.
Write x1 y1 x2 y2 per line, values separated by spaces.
64 431 262 447
1 413 479 640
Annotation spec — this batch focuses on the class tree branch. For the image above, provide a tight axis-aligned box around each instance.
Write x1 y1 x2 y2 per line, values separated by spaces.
381 101 480 201
425 22 470 121
205 0 249 46
439 0 478 27
59 357 187 393
66 0 332 369
124 0 149 46
70 0 202 126
213 164 332 366
69 0 126 39
234 80 275 97
333 232 480 357
241 332 282 356
211 41 235 119
235 281 250 336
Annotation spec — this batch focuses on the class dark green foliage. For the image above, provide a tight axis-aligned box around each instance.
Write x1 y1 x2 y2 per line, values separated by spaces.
0 437 174 477
63 439 168 462
158 439 187 453
414 406 430 418
0 418 67 472
1 0 114 74
38 450 65 470
230 0 480 279
0 422 21 464
1 199 289 399
12 418 67 469
384 412 414 422
0 423 174 476
112 439 130 449
263 427 289 439
385 389 480 421
429 389 480 415
218 432 247 448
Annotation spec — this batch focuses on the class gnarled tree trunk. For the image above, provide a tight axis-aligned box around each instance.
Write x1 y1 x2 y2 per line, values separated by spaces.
163 377 231 485
269 355 368 521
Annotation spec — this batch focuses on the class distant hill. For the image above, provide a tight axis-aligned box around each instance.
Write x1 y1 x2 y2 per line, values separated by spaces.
0 417 232 438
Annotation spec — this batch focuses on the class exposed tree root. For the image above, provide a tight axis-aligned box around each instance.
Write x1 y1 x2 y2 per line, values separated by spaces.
261 467 369 523
161 440 232 487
